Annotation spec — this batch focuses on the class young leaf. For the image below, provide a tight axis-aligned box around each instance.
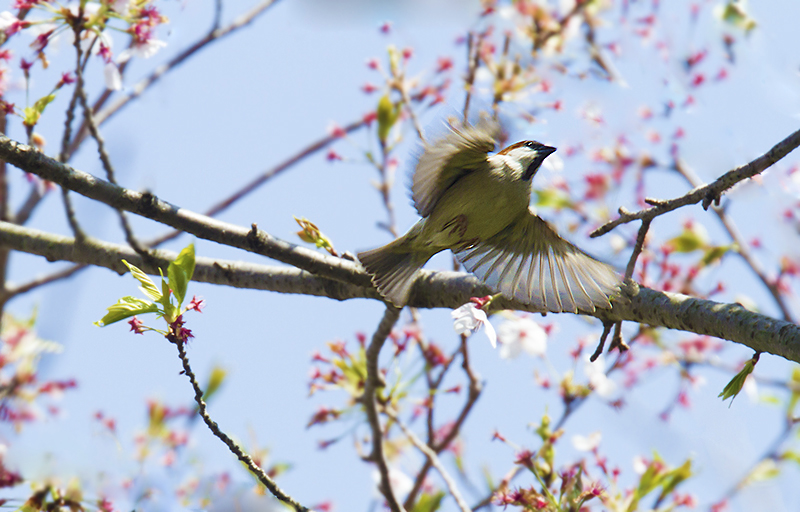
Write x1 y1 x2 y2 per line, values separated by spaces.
377 94 399 144
95 296 159 327
168 244 195 306
202 365 227 402
655 458 693 503
23 93 57 127
411 491 445 512
122 260 162 301
719 355 758 404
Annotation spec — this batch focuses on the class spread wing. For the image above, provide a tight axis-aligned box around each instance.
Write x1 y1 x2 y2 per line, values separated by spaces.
412 118 499 217
454 210 621 313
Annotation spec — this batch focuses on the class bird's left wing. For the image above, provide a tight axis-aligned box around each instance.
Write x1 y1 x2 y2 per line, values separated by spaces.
412 118 499 217
454 210 621 313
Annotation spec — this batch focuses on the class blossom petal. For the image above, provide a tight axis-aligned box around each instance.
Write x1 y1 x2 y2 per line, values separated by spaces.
104 62 122 90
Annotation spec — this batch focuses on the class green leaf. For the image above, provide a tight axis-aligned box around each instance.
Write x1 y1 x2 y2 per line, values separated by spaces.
33 93 56 113
667 224 709 253
23 94 56 127
534 188 574 210
203 365 227 402
168 244 195 307
159 269 171 308
720 1 757 32
122 260 162 301
95 296 159 326
701 244 732 266
411 491 445 512
719 356 757 404
162 303 178 325
782 450 800 467
655 459 692 503
742 459 780 487
377 94 398 144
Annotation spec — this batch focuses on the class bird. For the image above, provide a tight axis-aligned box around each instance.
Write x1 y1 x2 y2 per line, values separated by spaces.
357 118 621 312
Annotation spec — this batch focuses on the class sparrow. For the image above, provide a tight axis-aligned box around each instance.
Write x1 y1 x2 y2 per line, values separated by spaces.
358 118 621 312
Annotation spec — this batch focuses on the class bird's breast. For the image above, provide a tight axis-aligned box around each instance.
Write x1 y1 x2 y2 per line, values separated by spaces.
419 170 529 250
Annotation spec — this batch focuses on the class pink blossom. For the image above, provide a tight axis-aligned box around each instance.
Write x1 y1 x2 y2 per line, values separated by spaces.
436 56 453 73
128 317 144 334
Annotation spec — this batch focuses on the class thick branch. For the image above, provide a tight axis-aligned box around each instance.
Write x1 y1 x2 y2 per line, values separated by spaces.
1 222 799 364
0 134 367 288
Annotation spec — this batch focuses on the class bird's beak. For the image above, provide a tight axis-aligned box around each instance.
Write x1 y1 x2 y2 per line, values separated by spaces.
540 145 557 158
523 145 557 180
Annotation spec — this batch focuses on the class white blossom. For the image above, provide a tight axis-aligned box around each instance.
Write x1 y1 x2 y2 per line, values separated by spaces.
0 11 19 31
104 62 122 90
372 467 413 499
119 38 167 61
496 317 547 359
111 0 133 16
572 431 601 452
584 354 616 397
452 303 497 348
632 456 648 475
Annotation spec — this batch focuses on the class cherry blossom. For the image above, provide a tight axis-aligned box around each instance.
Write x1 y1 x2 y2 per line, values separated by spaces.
452 302 497 348
572 431 602 452
496 316 547 359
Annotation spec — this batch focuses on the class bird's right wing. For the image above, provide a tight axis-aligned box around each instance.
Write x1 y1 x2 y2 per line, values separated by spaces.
411 118 499 217
454 210 621 313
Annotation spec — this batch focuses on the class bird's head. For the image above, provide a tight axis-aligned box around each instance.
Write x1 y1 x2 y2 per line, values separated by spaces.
495 141 557 181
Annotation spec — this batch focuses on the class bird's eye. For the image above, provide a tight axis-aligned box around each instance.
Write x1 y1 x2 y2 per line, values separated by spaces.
525 141 538 149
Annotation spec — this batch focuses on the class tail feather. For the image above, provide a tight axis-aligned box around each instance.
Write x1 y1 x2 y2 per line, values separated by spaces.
358 243 431 307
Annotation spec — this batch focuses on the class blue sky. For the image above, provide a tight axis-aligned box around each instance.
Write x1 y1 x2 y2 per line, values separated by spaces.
3 0 800 511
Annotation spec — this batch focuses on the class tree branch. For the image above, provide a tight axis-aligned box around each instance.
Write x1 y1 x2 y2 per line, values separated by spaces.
1 135 800 363
171 335 311 511
1 221 799 364
364 305 405 511
387 409 471 512
592 128 800 237
66 0 282 158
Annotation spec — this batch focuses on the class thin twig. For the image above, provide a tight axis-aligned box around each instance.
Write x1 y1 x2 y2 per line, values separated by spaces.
592 128 800 238
58 69 83 165
387 409 471 512
170 335 311 511
376 141 399 238
720 420 794 502
13 115 369 294
462 32 480 125
59 187 85 240
396 82 425 143
13 184 46 226
673 159 794 323
66 0 281 159
364 305 405 512
404 334 483 508
625 219 651 280
5 264 87 298
58 6 88 241
71 18 147 257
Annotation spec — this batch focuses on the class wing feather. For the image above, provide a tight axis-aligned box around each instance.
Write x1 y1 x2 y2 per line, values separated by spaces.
455 210 621 313
412 119 499 217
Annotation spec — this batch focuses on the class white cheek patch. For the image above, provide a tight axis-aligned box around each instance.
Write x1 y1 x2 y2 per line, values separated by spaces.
493 153 525 174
